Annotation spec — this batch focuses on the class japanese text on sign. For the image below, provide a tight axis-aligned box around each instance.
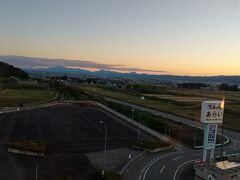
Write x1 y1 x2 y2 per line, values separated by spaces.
207 124 217 147
201 101 224 124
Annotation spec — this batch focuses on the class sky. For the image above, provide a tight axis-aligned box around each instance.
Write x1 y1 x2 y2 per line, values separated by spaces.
0 0 240 76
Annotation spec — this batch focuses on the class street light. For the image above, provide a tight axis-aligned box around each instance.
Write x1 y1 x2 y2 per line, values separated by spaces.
35 162 38 180
137 96 144 143
138 111 141 143
131 109 135 120
99 121 107 176
194 126 197 148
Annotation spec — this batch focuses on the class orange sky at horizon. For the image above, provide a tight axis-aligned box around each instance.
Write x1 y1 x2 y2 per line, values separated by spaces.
1 0 240 76
2 50 239 76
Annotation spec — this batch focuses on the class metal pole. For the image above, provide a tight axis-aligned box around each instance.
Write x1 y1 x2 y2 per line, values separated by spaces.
168 125 171 136
64 84 66 100
132 109 134 120
194 127 197 148
138 97 144 143
137 111 141 143
100 121 107 176
35 163 38 180
220 124 224 159
203 124 208 162
210 149 215 164
165 124 167 136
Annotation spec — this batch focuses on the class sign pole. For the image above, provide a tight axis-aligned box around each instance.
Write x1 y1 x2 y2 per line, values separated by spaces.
202 124 208 162
210 149 215 164
200 101 224 163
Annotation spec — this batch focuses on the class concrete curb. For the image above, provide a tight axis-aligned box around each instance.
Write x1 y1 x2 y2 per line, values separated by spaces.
8 148 44 157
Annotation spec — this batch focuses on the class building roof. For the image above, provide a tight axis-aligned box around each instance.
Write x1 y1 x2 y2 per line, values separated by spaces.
215 160 240 170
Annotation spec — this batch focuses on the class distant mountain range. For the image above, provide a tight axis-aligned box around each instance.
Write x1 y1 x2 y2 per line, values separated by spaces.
1 55 240 84
24 66 240 85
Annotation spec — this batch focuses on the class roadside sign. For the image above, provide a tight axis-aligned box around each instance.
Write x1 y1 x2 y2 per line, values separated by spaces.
205 124 217 150
201 100 224 162
200 100 224 124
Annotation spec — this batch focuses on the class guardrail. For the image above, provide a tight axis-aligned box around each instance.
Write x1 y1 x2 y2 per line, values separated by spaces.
0 102 59 114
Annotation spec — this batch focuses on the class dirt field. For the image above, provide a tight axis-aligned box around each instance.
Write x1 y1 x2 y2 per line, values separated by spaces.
0 104 148 180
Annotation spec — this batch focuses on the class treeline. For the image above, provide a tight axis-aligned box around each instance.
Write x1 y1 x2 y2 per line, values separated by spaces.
0 61 28 79
177 82 239 91
126 83 163 93
218 83 239 91
177 83 211 89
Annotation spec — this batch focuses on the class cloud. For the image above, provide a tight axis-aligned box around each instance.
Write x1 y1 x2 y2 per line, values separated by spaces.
0 55 166 74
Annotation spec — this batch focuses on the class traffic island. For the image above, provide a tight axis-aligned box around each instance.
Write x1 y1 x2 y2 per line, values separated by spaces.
8 141 45 156
131 140 172 153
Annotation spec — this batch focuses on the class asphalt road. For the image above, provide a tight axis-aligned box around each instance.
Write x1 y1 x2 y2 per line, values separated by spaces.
122 140 240 180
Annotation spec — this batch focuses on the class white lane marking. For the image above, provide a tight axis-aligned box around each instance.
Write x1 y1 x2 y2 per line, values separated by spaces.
172 157 183 161
173 159 198 180
120 151 145 174
160 165 166 174
174 146 183 151
124 156 145 177
141 151 183 180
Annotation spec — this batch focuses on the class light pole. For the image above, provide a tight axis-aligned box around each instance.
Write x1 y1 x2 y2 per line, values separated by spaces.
137 111 141 143
194 126 197 148
100 121 107 176
64 84 66 100
137 96 144 143
131 109 135 120
35 163 38 180
220 124 224 159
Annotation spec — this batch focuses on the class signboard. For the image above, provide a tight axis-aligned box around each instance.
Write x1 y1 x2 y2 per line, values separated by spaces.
205 124 217 150
200 101 224 124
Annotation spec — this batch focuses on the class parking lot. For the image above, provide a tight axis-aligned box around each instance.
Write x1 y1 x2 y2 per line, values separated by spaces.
0 104 146 179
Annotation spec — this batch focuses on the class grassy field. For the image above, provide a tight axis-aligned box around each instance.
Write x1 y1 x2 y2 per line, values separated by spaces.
0 85 56 107
79 85 240 131
8 141 45 153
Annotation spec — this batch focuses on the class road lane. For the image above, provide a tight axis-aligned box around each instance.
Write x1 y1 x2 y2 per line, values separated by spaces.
124 141 240 180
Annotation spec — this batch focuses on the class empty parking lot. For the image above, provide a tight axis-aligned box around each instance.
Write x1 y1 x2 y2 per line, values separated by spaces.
0 104 146 179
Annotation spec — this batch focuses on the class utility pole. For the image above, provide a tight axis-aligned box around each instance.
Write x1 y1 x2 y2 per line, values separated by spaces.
132 109 134 120
220 124 224 159
35 163 38 180
137 111 141 143
100 121 107 176
165 124 167 136
194 127 197 148
137 96 144 143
